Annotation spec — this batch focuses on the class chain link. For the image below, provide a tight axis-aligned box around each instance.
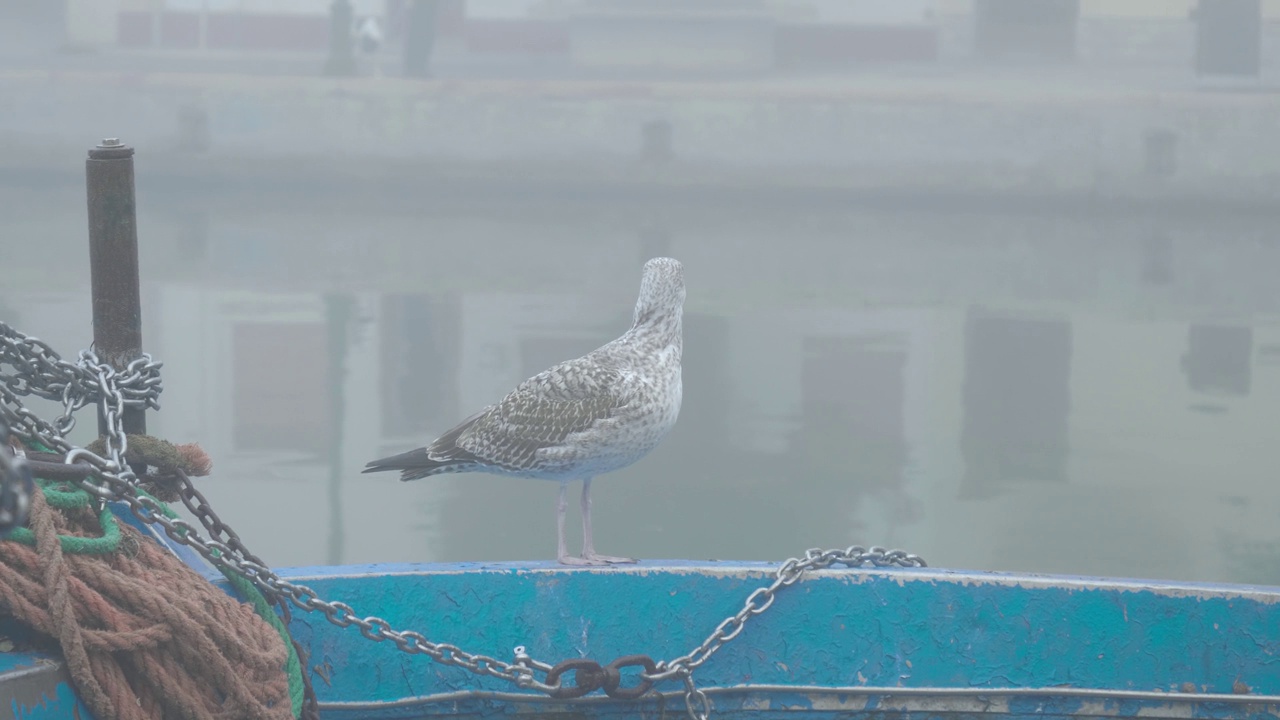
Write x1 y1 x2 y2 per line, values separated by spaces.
641 546 926 718
0 321 927 718
0 322 553 692
0 323 162 440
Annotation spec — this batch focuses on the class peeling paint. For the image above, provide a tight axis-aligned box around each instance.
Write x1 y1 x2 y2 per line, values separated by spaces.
13 557 1280 718
216 562 1280 717
1 653 97 720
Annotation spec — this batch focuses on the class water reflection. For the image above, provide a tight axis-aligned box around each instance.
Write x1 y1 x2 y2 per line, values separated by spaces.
1141 232 1173 286
800 334 915 542
377 293 460 440
1183 323 1252 398
6 183 1280 585
961 311 1072 499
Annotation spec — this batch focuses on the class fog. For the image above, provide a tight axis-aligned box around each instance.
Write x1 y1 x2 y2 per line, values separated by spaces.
3 0 1279 584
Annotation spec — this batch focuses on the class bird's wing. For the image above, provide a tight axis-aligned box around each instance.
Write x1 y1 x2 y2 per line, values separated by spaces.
452 356 629 472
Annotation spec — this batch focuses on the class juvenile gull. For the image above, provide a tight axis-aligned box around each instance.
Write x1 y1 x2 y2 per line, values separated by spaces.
363 257 684 565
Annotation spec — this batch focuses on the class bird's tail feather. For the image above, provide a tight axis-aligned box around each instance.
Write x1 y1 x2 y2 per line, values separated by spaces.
362 448 469 481
364 410 488 481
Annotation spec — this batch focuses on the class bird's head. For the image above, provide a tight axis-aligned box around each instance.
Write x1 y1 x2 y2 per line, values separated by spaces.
633 257 685 328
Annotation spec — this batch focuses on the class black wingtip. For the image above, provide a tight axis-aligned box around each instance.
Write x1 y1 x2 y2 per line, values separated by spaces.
362 447 459 481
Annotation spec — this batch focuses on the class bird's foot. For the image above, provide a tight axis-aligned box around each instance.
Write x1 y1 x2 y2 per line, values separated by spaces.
558 553 638 566
586 552 637 564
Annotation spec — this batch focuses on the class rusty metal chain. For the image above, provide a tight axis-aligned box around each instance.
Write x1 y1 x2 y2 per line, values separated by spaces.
0 322 927 719
514 546 927 718
661 546 925 718
0 322 555 693
0 322 162 439
652 547 927 681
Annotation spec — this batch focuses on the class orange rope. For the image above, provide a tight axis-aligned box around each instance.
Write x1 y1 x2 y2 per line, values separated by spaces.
0 485 293 719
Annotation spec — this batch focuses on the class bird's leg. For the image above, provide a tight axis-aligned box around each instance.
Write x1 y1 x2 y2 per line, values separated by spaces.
579 477 636 564
556 481 578 564
557 482 605 566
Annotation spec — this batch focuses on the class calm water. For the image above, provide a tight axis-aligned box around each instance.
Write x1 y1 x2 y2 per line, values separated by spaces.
5 180 1280 585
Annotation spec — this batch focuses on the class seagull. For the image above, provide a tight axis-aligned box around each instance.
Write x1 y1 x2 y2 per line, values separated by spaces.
363 257 684 565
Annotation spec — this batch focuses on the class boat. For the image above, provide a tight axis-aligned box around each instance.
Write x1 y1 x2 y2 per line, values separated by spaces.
5 500 1280 719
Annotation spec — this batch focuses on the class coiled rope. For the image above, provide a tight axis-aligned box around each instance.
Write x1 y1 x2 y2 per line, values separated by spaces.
0 476 298 719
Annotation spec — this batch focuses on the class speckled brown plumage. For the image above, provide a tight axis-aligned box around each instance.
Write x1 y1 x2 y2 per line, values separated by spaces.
363 257 685 565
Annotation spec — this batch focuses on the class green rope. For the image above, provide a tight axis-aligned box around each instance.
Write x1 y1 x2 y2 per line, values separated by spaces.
129 488 307 718
218 554 306 718
6 453 306 718
2 479 121 554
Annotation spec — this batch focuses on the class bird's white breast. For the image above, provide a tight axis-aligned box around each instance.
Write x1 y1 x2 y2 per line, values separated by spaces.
535 343 681 480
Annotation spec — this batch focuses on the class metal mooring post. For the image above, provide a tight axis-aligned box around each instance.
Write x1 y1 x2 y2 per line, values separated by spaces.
85 138 146 437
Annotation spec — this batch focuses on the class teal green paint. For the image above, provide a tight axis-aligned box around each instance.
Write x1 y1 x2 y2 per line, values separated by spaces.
10 555 1280 718
10 680 94 720
0 649 97 720
201 562 1280 713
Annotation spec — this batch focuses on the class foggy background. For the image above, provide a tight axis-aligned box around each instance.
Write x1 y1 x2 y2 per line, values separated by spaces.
3 0 1279 585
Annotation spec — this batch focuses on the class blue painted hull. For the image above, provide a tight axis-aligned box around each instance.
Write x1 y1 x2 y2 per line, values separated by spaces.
265 562 1280 719
5 510 1280 718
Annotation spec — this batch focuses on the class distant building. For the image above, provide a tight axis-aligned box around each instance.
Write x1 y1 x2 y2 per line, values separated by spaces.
62 0 1280 78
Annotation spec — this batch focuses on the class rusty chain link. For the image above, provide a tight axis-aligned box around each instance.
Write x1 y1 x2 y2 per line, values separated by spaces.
0 322 558 691
0 321 926 719
650 546 925 719
513 546 926 718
